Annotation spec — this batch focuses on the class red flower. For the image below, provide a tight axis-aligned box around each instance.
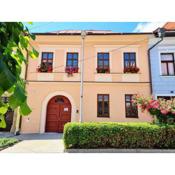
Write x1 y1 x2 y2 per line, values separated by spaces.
65 67 78 75
124 65 140 73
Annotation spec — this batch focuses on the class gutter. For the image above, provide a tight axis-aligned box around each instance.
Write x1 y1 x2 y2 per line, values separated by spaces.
33 32 153 36
148 37 164 94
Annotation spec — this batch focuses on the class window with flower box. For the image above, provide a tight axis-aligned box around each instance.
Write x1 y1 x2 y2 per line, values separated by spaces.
65 52 79 74
97 53 110 73
37 52 53 72
123 52 139 73
125 94 138 118
97 94 109 117
160 53 175 76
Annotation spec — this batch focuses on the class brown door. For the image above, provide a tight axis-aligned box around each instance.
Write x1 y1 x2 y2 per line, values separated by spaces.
45 95 71 133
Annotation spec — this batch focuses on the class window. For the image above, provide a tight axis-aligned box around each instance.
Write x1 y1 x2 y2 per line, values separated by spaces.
161 53 175 76
41 52 53 67
66 52 78 68
97 94 109 117
97 53 110 73
125 94 138 118
157 96 175 100
124 52 136 68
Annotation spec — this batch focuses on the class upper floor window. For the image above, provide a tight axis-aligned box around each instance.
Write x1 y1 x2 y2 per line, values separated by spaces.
124 52 136 67
42 52 53 66
65 52 79 74
123 52 139 73
37 52 53 72
97 53 110 73
97 94 109 117
66 52 78 68
125 94 138 118
161 53 175 76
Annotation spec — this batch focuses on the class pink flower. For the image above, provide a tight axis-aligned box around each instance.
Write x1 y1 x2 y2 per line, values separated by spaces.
161 109 168 115
171 110 175 115
151 101 160 109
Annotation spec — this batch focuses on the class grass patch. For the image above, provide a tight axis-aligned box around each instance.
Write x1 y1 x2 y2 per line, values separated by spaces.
0 138 19 150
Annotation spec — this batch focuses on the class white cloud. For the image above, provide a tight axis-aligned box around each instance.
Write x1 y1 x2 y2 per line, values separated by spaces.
133 22 166 32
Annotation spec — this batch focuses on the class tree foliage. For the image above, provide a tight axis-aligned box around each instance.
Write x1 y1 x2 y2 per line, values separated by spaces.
0 22 38 128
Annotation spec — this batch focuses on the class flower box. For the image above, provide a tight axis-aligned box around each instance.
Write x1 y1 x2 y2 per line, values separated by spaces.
96 67 110 73
65 67 79 75
124 66 140 73
37 63 53 73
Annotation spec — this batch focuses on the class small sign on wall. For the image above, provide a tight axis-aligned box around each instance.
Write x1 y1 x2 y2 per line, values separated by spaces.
64 107 69 112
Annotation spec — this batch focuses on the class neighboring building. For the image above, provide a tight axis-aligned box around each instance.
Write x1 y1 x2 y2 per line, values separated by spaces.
20 30 152 133
149 22 175 100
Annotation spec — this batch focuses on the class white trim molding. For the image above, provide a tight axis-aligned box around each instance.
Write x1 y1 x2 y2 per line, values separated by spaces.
39 91 77 133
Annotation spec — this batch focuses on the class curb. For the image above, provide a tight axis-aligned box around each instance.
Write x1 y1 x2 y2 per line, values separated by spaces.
64 149 175 153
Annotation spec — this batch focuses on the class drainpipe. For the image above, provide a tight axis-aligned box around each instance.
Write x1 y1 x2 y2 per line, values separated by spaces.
148 28 165 94
79 31 86 122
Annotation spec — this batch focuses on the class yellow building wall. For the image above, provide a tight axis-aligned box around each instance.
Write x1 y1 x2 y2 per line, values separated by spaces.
21 34 152 133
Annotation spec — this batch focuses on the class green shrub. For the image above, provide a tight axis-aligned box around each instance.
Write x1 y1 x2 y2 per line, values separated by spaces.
63 122 175 149
0 138 18 149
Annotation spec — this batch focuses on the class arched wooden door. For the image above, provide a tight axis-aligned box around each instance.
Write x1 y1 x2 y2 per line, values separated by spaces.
45 95 71 133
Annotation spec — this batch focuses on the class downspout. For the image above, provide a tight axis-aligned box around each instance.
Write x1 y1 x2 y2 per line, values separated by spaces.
148 33 164 94
79 31 86 122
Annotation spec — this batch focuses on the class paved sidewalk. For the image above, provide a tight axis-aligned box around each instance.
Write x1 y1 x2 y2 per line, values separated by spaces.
1 133 64 153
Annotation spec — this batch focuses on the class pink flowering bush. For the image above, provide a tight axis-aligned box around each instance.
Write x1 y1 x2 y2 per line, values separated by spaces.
132 95 175 124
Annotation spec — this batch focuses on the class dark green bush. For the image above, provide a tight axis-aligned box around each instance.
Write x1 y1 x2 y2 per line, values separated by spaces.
63 122 175 149
0 138 18 149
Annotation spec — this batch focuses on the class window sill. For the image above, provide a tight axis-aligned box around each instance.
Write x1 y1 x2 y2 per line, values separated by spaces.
160 75 175 77
123 73 139 74
126 116 139 118
97 116 110 118
37 72 53 73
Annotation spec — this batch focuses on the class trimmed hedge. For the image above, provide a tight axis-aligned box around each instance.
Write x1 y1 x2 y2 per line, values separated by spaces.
63 122 175 149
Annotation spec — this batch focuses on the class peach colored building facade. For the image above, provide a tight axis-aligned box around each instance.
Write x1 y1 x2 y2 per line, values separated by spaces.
21 31 152 133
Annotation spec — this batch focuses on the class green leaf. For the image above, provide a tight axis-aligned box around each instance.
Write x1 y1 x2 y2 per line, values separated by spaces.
27 22 33 24
19 101 32 116
0 115 6 128
19 35 29 48
0 59 17 91
9 84 26 109
0 87 3 96
28 48 39 59
0 106 8 115
30 34 36 40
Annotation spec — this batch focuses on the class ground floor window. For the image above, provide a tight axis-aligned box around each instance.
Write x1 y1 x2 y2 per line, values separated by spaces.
157 96 175 100
125 94 138 118
97 94 109 117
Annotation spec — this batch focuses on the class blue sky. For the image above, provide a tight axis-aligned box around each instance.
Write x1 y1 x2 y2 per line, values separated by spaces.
23 22 165 33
